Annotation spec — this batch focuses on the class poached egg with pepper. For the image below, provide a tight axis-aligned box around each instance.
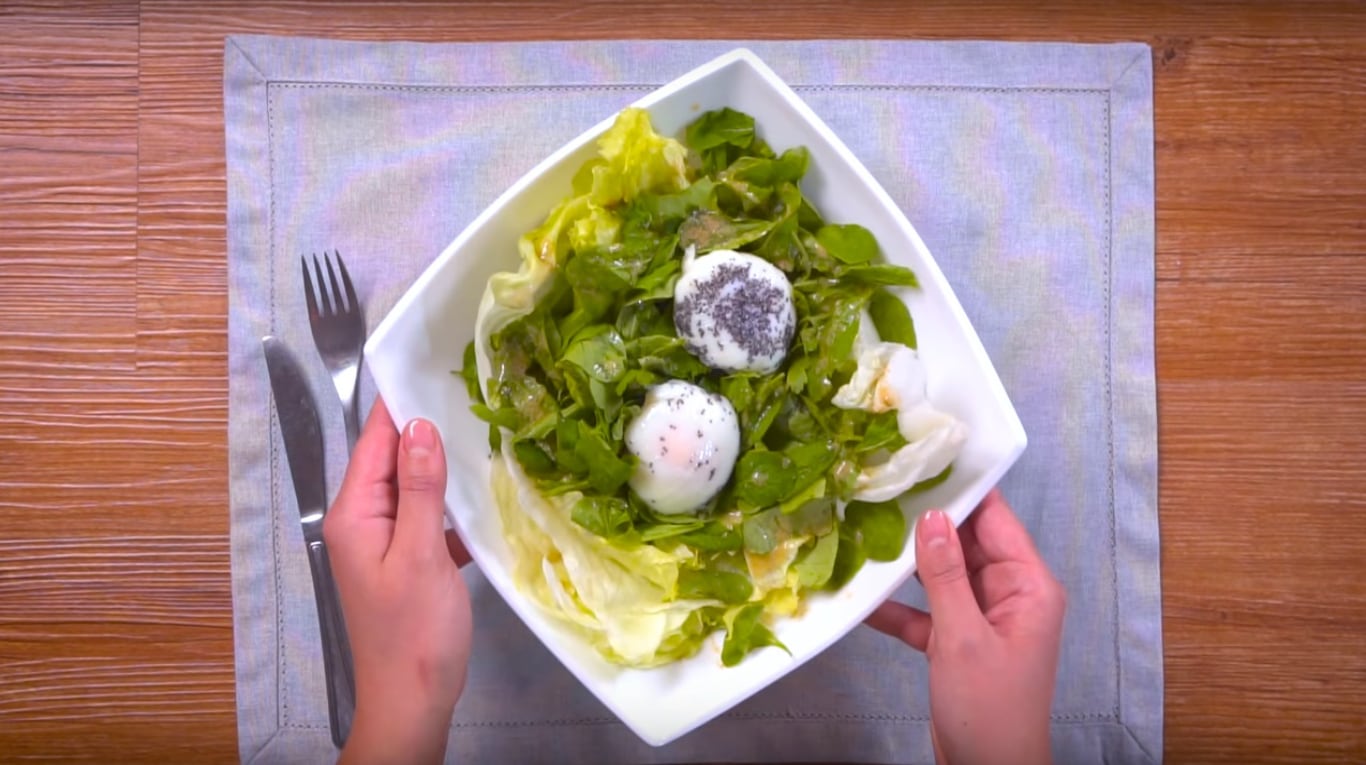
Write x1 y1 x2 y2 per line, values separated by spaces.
624 380 740 515
673 248 796 373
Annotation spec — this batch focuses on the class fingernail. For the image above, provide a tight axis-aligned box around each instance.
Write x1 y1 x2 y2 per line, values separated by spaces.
404 418 437 457
919 510 950 549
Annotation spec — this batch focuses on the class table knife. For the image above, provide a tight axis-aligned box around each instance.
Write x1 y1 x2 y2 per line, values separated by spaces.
263 335 357 749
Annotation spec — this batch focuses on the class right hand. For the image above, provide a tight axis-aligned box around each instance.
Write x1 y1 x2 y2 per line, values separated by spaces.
866 489 1067 765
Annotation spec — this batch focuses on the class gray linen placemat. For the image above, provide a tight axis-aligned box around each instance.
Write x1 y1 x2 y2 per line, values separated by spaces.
226 36 1159 764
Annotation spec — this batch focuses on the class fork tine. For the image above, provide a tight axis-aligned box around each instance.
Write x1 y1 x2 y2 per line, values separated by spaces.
324 252 346 314
335 251 359 317
301 256 319 319
312 254 333 315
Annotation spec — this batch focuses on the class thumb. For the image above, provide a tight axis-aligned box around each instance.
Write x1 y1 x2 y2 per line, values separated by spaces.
390 418 448 562
915 509 985 639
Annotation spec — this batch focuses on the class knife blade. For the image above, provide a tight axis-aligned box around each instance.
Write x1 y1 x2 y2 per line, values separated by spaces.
264 336 328 532
264 335 356 749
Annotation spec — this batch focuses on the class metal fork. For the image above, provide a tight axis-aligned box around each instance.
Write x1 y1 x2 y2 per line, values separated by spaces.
302 251 364 453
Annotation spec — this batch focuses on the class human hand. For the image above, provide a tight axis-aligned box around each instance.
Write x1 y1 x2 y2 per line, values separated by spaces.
867 489 1066 765
325 398 473 765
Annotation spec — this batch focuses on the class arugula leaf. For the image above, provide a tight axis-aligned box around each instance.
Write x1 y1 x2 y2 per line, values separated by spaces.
639 178 718 224
678 568 754 604
512 439 558 477
754 183 804 271
721 603 789 667
572 421 633 495
471 402 520 431
845 499 908 561
631 259 681 301
571 495 633 538
554 417 588 474
560 325 628 383
724 147 810 188
633 335 710 380
495 376 559 434
869 288 918 349
678 210 774 252
857 410 908 454
720 374 757 417
816 224 879 264
615 300 673 341
458 341 482 401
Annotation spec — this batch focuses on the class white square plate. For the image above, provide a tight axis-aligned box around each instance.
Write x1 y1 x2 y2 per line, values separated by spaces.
365 48 1026 747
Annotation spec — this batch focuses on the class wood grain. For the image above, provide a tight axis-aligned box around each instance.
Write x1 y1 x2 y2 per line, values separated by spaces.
1 0 1364 762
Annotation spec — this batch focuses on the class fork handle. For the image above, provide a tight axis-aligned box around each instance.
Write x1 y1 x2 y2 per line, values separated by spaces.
342 397 359 455
306 539 357 749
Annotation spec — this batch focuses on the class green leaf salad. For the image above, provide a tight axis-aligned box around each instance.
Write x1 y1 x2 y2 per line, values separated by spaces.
462 106 967 668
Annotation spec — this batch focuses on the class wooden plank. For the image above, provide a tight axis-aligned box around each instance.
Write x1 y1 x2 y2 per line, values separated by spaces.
0 3 234 763
1154 37 1366 280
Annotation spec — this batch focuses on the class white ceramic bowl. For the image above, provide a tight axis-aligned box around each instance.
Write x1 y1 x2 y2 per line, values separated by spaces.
365 48 1026 747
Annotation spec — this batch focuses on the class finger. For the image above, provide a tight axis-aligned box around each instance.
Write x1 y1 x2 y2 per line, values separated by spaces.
390 418 449 562
966 488 1047 568
915 509 987 638
332 398 400 521
865 600 931 652
325 399 399 564
445 529 472 568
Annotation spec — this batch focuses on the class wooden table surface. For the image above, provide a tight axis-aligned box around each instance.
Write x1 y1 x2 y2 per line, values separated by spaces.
3 1 1364 762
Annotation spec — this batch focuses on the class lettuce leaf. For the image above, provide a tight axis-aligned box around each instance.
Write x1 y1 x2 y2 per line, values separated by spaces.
491 451 719 666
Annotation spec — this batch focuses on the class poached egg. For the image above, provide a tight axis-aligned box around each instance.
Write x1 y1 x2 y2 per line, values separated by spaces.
832 341 968 502
672 248 796 373
624 380 740 515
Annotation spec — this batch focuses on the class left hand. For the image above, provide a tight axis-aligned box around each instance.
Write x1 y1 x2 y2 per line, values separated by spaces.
325 398 473 765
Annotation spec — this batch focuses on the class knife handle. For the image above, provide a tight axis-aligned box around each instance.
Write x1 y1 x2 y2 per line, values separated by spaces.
306 539 357 749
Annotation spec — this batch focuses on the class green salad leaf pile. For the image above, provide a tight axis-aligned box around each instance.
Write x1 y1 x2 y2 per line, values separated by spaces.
463 106 957 668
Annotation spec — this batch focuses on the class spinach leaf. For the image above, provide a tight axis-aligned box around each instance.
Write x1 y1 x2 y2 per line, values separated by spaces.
816 224 879 264
840 263 920 288
827 521 867 589
845 499 908 562
734 450 796 508
721 603 789 667
793 530 839 588
869 288 918 349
